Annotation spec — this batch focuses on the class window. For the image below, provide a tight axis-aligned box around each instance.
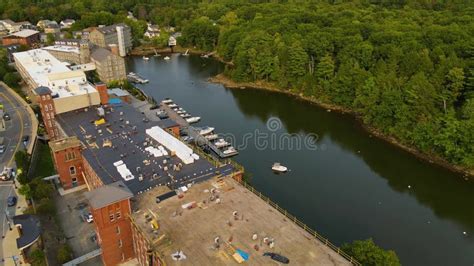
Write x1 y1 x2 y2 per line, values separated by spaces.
46 113 50 119
44 104 49 112
118 239 122 247
69 166 76 175
42 95 46 100
48 121 52 127
116 211 121 219
116 226 121 234
48 104 52 110
109 214 115 222
66 151 76 161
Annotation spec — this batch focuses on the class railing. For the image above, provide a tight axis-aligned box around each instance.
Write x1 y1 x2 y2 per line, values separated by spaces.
237 180 360 265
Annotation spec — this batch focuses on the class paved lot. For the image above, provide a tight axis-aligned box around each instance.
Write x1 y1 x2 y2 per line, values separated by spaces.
55 190 99 260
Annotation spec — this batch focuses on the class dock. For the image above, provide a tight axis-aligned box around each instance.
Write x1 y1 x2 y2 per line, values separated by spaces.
160 100 239 158
127 72 149 84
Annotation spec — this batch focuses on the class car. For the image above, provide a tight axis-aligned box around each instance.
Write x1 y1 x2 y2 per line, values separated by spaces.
7 196 17 207
22 135 29 142
0 145 5 154
0 167 12 181
3 113 10 121
263 252 290 264
83 212 93 223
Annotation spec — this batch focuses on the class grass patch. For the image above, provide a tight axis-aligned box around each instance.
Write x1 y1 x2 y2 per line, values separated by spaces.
30 141 55 178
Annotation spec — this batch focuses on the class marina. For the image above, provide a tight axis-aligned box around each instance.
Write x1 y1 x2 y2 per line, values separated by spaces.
159 98 239 158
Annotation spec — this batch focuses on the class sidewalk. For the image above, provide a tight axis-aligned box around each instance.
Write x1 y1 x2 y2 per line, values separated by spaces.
2 183 30 266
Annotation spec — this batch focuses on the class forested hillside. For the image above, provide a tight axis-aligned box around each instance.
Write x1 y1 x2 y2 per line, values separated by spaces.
1 0 473 169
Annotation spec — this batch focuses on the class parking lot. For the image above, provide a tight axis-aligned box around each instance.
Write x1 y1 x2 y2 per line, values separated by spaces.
54 190 99 260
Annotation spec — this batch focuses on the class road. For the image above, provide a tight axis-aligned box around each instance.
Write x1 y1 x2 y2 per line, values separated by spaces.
0 85 31 263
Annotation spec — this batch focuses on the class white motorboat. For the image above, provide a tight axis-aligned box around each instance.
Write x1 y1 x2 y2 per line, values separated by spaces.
177 110 186 114
214 139 230 148
161 98 173 104
222 146 237 155
198 127 214 135
205 134 219 140
168 103 178 108
180 113 191 118
271 163 288 173
164 56 171 60
186 117 201 124
143 56 150 61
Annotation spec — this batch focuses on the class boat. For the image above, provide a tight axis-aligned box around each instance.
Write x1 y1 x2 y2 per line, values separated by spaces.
156 110 168 119
222 146 237 155
201 54 209 58
127 72 148 84
198 127 214 135
180 113 191 118
143 56 150 61
164 56 171 60
161 98 173 104
153 49 160 57
186 117 201 124
177 110 186 114
182 49 190 56
205 134 219 140
271 163 288 173
168 103 178 108
214 138 230 148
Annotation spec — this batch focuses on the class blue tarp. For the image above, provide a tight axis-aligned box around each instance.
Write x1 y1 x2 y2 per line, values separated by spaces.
236 249 249 261
109 98 122 105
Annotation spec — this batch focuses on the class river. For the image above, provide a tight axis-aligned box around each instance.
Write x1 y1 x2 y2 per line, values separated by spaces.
127 54 474 266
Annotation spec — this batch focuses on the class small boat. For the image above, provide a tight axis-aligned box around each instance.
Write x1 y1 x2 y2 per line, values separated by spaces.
168 103 178 108
156 110 168 119
205 134 218 140
161 98 173 104
182 49 190 56
198 127 214 135
271 163 288 173
143 56 150 61
164 56 171 60
222 146 237 155
186 117 201 124
177 110 186 114
180 113 191 118
201 54 209 58
214 139 230 148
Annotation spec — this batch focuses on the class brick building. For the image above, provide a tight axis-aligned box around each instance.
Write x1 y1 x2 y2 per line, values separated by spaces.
2 29 40 47
49 137 85 189
85 182 134 265
89 24 132 57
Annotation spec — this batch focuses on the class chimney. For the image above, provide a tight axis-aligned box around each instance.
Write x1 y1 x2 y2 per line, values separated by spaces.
109 44 119 56
95 83 109 105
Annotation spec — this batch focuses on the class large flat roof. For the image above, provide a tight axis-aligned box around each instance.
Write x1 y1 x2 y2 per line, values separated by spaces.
56 102 235 195
132 176 351 265
13 49 97 99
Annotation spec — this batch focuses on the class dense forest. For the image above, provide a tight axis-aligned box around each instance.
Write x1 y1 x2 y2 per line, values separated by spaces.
1 0 474 170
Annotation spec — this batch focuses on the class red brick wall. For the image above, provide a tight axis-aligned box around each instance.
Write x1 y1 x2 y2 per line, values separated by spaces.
96 84 109 105
52 146 85 190
82 158 104 190
92 199 134 266
37 93 59 140
2 33 39 47
131 222 163 266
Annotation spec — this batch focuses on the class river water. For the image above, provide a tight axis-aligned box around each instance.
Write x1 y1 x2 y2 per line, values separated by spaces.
127 54 474 266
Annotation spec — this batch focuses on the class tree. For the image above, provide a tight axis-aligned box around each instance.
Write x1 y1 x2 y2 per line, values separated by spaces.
46 33 55 45
341 239 400 266
57 244 73 263
287 40 308 79
315 54 334 82
442 67 464 112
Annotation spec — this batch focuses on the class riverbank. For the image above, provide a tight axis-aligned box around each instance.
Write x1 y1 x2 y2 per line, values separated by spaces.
209 73 474 179
131 45 207 56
